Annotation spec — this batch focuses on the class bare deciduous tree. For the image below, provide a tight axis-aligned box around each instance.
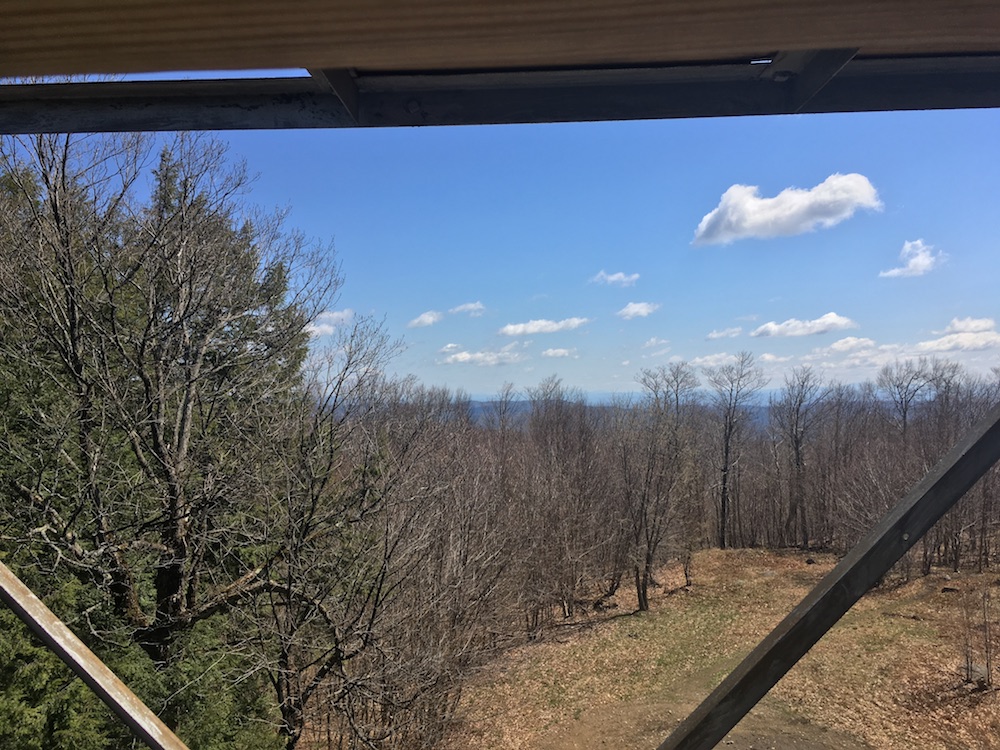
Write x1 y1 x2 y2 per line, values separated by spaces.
770 366 826 549
704 352 766 549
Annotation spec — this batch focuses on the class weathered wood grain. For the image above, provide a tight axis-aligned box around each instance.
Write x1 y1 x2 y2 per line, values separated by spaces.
3 1 1000 77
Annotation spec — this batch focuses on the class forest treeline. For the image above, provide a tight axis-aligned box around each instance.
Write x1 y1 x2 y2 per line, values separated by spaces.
0 133 998 750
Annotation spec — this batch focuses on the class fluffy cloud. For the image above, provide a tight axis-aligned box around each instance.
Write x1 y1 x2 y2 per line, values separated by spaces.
803 336 878 363
439 343 461 353
693 173 882 245
306 309 354 336
942 317 995 334
707 327 742 340
879 239 945 278
499 317 590 336
751 312 858 338
760 353 793 363
591 270 640 287
441 348 525 366
641 337 671 357
917 318 1000 353
617 302 660 320
408 310 444 328
542 348 577 358
691 352 738 367
916 333 1000 353
828 336 876 352
449 301 486 316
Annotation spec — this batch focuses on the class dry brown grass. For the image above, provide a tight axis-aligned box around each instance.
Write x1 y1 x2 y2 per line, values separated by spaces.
441 549 1000 750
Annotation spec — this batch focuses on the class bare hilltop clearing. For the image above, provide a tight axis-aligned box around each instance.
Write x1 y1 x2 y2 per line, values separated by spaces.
442 549 1000 750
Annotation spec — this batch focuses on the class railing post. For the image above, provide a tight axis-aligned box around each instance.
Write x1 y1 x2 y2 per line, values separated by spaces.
0 562 189 750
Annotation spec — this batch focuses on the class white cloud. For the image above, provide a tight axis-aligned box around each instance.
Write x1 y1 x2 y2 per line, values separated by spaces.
707 327 742 340
942 317 995 334
439 343 461 353
408 310 444 328
542 348 577 358
808 347 901 373
917 332 1000 353
693 173 882 245
804 336 899 370
691 352 738 367
879 239 945 278
799 319 1000 379
760 353 793 363
643 337 670 348
449 301 486 316
499 317 590 336
641 347 671 359
751 312 858 337
441 349 525 366
917 318 1000 353
641 337 671 358
591 270 640 287
617 302 660 320
306 309 355 336
828 336 876 352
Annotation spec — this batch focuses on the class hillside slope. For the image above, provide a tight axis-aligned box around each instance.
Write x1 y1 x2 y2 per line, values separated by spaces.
443 549 1000 749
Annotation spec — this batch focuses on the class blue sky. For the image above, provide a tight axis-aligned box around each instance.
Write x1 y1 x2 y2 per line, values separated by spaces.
219 107 1000 399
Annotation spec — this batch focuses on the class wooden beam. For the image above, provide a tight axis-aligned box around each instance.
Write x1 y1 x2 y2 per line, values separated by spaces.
0 78 356 133
2 54 1000 133
4 1 1000 78
348 53 1000 125
803 54 1000 113
756 48 859 112
309 69 360 123
0 561 189 750
356 63 786 126
658 400 1000 750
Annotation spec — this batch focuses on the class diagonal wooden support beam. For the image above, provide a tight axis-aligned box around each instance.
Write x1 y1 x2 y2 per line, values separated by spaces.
759 48 859 112
309 68 360 123
0 561 189 750
790 48 859 111
658 399 1000 750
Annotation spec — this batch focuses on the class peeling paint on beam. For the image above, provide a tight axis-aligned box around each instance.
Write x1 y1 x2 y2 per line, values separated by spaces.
0 78 355 133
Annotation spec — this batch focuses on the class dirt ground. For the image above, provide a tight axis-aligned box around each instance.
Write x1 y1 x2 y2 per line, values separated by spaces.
441 549 1000 749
